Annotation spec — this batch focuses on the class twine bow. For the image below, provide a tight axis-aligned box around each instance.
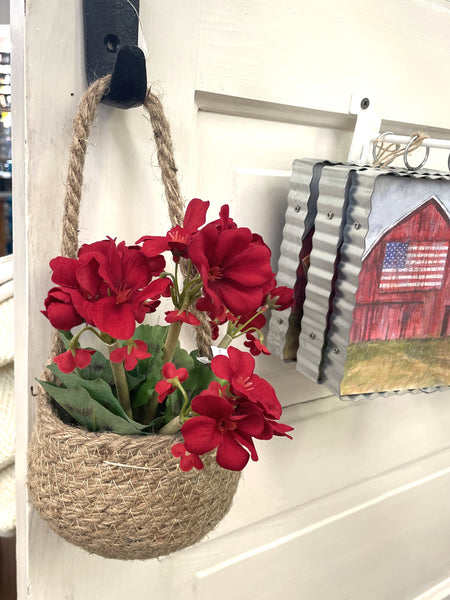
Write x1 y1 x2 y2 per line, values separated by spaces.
372 131 429 168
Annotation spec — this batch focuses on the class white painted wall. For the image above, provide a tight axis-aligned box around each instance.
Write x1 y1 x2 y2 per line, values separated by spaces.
11 1 450 598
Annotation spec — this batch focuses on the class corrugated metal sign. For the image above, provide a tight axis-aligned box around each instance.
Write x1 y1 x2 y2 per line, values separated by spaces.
270 163 450 399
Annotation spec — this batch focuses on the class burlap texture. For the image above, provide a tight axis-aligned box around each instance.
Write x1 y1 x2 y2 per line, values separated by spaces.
28 385 240 560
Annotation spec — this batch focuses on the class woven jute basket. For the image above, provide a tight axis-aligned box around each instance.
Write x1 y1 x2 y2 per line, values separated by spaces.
27 77 240 560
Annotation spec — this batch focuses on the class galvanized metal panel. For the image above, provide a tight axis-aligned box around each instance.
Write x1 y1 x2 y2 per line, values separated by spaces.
267 158 333 359
296 163 373 382
321 168 450 400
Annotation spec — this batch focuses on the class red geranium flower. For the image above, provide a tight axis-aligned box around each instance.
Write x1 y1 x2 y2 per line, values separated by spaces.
244 333 270 356
54 348 96 374
165 310 201 326
41 287 84 330
109 339 152 371
196 293 232 324
46 238 169 339
171 442 204 472
211 346 282 420
138 198 210 262
188 208 275 315
182 383 265 471
155 362 189 402
267 286 294 311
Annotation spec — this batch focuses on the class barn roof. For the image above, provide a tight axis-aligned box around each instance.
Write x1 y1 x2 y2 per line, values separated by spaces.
362 176 450 259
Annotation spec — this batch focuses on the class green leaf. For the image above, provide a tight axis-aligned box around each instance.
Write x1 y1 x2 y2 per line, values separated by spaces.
39 380 149 435
184 364 218 399
131 372 160 409
125 370 146 392
133 324 169 376
47 363 130 420
173 344 195 372
77 349 115 386
58 329 73 350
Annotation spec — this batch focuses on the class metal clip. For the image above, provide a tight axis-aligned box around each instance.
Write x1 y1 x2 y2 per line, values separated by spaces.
82 0 147 109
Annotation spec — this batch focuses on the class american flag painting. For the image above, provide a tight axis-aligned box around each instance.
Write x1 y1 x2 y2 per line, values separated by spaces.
379 240 449 292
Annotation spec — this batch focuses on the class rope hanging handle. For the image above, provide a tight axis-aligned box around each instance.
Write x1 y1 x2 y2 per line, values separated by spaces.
57 76 212 357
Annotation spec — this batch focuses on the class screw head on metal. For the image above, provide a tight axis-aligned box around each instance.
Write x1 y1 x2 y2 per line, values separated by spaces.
360 97 370 110
294 204 301 213
332 346 339 354
309 332 316 340
277 318 283 325
353 221 361 230
326 211 334 219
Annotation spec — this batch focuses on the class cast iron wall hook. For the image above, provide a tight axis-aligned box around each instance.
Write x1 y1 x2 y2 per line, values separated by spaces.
82 0 147 109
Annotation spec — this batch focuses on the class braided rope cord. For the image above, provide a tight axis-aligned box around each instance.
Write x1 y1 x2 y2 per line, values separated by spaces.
57 78 212 356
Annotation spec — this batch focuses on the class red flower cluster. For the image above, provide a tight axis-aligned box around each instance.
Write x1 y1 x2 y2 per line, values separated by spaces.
42 238 169 340
188 205 275 316
178 347 293 471
138 199 293 352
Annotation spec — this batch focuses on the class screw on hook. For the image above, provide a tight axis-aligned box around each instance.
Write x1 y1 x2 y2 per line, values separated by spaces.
360 97 370 110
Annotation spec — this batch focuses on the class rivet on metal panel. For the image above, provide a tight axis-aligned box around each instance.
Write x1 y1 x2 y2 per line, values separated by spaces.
353 221 361 230
277 318 283 325
332 346 339 354
326 211 334 219
294 204 301 213
309 332 316 340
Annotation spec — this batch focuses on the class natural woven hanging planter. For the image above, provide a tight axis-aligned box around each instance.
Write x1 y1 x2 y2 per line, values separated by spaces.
27 77 240 560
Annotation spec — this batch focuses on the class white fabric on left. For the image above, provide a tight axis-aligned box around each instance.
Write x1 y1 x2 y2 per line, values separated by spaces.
0 296 13 367
0 363 14 470
0 464 15 537
0 254 15 537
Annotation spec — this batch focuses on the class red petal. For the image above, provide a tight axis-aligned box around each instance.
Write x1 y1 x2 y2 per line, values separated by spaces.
54 350 76 373
182 416 221 455
74 349 95 369
183 198 210 233
162 362 177 379
50 257 79 288
44 300 83 330
215 228 253 268
191 393 233 419
179 454 195 471
109 346 127 363
91 297 136 339
216 434 250 471
171 443 186 458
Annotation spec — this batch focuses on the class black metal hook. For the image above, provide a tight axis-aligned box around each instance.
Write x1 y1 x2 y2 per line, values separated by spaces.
82 0 147 109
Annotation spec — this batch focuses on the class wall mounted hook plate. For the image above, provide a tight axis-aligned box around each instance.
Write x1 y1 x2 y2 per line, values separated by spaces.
82 0 147 109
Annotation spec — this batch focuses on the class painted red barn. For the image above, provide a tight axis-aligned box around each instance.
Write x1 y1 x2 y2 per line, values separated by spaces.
350 197 450 343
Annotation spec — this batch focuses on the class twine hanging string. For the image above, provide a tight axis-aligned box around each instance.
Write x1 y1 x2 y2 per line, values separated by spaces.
372 131 429 168
58 77 212 357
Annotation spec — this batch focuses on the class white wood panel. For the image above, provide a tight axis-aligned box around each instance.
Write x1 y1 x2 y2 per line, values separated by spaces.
13 0 450 598
193 468 450 600
193 110 352 218
198 0 450 129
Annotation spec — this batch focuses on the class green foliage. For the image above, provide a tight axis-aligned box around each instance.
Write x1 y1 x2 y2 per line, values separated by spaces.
45 323 218 435
39 378 151 435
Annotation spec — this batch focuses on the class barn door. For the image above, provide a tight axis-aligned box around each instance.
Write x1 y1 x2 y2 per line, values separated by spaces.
13 1 450 599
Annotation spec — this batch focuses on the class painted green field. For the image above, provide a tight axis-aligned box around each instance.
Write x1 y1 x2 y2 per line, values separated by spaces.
340 336 450 395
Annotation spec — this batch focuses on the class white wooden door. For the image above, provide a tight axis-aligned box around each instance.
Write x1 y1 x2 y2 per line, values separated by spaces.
13 1 450 599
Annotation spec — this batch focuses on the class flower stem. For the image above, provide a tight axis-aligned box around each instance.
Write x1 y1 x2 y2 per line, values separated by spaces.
107 342 133 419
158 416 183 435
142 321 184 425
217 333 233 349
162 320 183 363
